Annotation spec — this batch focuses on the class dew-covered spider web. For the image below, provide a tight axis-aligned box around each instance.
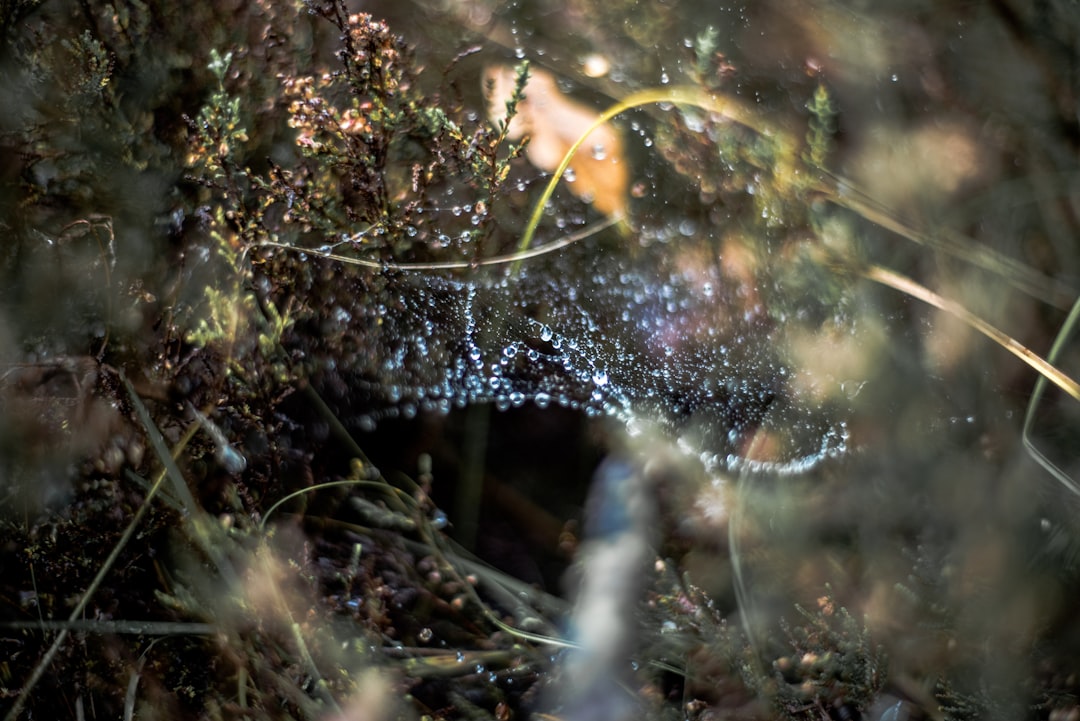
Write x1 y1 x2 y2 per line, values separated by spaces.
309 216 850 475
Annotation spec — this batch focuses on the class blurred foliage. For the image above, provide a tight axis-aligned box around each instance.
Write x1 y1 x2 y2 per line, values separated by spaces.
0 0 1079 720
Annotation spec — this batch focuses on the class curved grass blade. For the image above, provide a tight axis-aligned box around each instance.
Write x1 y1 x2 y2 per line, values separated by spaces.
1021 295 1080 494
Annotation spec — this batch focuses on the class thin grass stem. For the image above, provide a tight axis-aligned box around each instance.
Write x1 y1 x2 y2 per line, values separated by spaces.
255 215 619 272
1022 295 1080 494
863 264 1080 402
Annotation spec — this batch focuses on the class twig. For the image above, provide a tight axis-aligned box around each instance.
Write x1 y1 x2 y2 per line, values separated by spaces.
255 215 620 272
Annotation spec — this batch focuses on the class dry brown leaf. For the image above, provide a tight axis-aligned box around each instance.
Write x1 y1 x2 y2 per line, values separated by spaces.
484 64 629 218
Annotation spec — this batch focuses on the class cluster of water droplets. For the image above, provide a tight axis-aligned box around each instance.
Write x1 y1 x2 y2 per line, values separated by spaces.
328 216 848 474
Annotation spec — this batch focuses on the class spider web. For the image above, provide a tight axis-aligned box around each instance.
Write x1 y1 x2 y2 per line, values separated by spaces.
322 218 849 474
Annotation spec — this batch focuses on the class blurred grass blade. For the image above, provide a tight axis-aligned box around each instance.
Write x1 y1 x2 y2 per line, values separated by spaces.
864 264 1080 402
823 174 1077 310
123 374 201 514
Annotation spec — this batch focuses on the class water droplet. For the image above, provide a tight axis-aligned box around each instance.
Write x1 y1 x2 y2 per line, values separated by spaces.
217 447 247 474
581 53 610 78
430 509 448 529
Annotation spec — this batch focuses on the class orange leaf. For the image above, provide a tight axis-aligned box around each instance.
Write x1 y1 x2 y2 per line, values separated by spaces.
485 64 629 218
